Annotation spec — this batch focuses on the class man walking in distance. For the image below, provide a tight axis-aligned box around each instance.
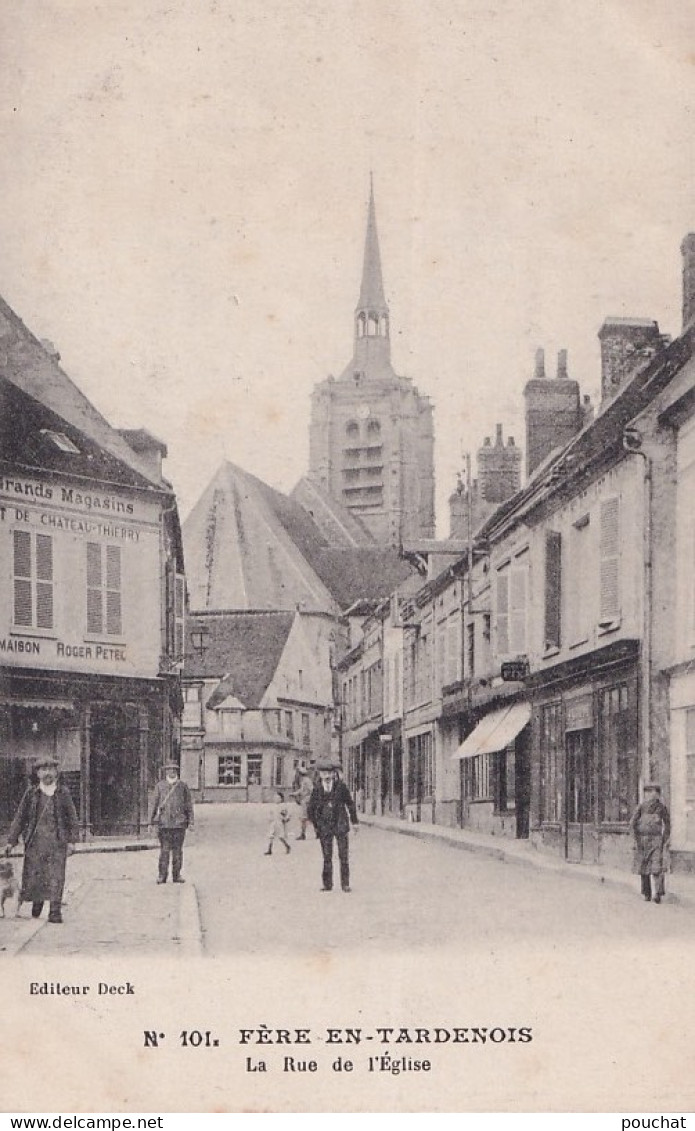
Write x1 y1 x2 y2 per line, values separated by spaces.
149 760 194 884
307 761 359 893
629 781 671 903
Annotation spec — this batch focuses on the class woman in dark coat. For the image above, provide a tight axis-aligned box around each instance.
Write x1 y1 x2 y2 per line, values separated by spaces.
629 783 671 903
4 756 79 923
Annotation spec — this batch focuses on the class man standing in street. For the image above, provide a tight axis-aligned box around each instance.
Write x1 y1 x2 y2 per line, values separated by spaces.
149 760 194 884
629 781 671 903
307 761 359 893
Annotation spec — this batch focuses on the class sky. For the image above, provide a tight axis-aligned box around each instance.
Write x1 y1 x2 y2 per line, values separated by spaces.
0 1 693 531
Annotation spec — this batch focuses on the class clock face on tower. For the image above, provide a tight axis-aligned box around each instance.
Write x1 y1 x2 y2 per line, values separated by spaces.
357 403 371 420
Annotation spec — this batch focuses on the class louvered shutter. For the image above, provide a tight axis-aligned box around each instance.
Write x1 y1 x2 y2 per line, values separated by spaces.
105 545 122 635
35 534 54 629
496 570 510 655
510 567 527 654
13 531 32 626
544 531 562 649
86 542 103 634
599 497 620 621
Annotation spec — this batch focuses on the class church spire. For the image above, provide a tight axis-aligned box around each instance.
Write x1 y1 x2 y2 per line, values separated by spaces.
354 176 390 355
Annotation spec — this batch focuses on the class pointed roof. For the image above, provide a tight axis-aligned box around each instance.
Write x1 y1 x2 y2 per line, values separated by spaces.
357 177 388 313
184 611 295 708
183 461 414 614
0 295 165 490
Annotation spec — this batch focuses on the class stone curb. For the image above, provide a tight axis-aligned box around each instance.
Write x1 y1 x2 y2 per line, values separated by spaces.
178 882 204 957
359 815 695 911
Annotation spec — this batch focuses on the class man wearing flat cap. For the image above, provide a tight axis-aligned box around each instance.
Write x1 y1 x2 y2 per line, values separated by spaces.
307 761 359 893
4 756 79 924
149 760 194 884
629 781 671 903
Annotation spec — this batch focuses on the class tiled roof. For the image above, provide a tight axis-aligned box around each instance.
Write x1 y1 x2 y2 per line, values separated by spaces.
0 296 164 490
0 376 160 491
183 461 414 613
184 611 295 707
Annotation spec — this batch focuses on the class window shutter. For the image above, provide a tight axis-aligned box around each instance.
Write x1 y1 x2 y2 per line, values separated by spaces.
35 534 54 630
510 567 527 654
496 570 510 655
599 497 620 620
544 531 562 649
13 531 33 626
86 543 103 634
105 546 122 636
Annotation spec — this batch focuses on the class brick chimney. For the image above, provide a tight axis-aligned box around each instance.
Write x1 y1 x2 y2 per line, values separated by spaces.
682 233 695 331
524 347 582 478
477 424 522 503
597 318 665 403
118 428 167 479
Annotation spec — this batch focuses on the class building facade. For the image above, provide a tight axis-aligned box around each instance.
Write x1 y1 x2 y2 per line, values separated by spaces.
0 299 184 836
182 611 333 802
308 184 435 548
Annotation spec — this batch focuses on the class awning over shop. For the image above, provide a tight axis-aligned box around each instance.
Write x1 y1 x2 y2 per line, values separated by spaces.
452 702 531 759
0 698 76 713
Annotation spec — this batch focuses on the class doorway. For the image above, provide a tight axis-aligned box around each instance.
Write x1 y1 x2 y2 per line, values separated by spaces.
89 705 141 835
564 728 597 862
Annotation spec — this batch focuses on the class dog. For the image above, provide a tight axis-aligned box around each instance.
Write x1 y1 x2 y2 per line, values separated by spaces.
0 858 19 918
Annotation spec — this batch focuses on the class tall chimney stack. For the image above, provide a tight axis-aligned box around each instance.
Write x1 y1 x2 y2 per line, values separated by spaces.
682 233 695 332
524 347 582 478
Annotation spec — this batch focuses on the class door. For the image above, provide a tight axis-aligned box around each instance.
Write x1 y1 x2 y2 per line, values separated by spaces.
564 729 597 862
89 705 141 835
514 727 531 839
247 753 263 802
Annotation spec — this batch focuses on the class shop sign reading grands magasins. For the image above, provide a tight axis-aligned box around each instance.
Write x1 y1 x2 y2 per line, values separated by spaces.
0 474 162 679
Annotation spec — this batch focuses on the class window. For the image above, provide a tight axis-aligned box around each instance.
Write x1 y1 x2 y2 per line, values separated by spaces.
496 568 509 656
599 681 637 822
273 755 284 788
407 733 433 802
496 555 528 657
284 711 294 741
544 531 562 650
599 497 620 624
87 543 122 636
247 754 262 786
540 702 564 822
345 421 359 439
462 751 509 809
466 622 475 678
301 713 310 747
218 755 241 785
509 560 527 654
13 530 53 630
40 429 80 454
174 574 185 659
184 685 201 702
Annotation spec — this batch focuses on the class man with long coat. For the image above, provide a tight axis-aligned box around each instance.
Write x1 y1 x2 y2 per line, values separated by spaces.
307 761 359 892
149 760 194 884
4 756 79 923
629 782 671 903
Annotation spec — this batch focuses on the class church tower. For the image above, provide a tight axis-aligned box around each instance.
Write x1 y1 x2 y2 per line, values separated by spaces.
308 181 435 548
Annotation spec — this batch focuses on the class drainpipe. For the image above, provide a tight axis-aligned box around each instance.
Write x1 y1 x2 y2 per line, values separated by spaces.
622 428 653 787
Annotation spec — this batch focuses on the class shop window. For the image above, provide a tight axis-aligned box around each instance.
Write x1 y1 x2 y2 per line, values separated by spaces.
247 754 262 786
218 755 241 785
407 733 433 802
13 530 54 630
540 701 564 822
599 681 637 822
87 543 122 636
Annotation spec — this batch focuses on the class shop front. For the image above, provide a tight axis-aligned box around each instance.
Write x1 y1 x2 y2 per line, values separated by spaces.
530 640 640 868
0 669 178 837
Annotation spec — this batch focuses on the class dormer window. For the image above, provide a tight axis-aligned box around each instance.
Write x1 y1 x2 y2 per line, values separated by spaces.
40 429 80 454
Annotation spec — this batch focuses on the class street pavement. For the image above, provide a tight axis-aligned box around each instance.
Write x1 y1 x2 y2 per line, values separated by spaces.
2 801 695 957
